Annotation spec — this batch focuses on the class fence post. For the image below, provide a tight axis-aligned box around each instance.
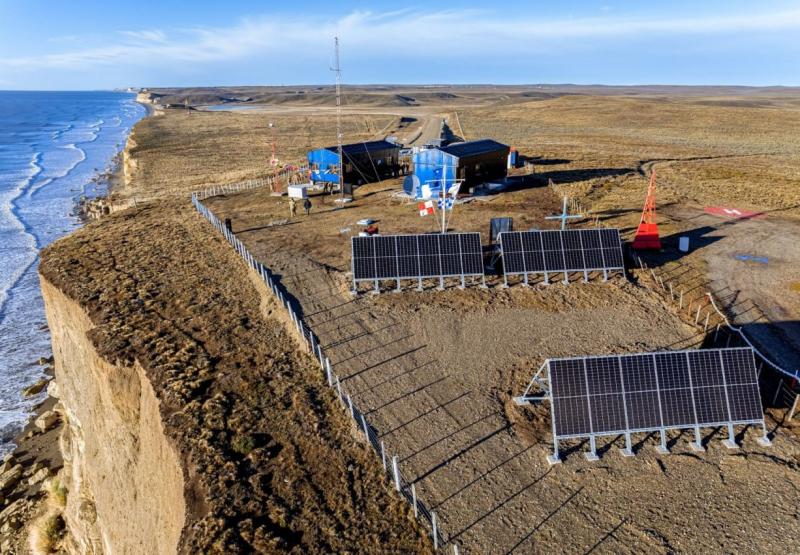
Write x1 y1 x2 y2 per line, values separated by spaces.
453 544 459 555
679 290 684 308
703 312 710 332
336 376 343 400
694 305 701 325
325 358 333 386
348 394 355 418
361 413 369 437
773 379 784 405
392 456 401 491
432 512 438 550
381 441 387 471
789 394 799 421
411 483 418 517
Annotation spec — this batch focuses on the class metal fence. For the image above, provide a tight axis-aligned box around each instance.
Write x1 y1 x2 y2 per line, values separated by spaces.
191 190 456 552
630 252 800 414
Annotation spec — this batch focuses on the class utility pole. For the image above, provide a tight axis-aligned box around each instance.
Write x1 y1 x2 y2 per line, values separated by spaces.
332 37 345 201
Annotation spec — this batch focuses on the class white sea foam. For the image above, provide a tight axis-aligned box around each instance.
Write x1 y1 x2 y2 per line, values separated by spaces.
0 92 146 458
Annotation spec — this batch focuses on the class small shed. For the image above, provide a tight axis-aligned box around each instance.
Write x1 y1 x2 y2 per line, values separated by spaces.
413 139 510 192
307 140 401 186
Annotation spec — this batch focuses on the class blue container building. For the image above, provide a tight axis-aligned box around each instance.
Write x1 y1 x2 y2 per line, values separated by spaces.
307 140 401 186
412 139 510 195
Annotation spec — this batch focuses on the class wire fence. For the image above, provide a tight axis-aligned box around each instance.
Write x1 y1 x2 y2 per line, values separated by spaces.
629 252 800 414
546 182 799 415
190 190 456 552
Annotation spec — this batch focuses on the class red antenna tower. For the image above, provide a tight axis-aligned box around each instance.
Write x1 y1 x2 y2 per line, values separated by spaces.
632 169 662 250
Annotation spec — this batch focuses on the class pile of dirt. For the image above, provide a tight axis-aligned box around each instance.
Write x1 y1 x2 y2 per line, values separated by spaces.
39 199 432 553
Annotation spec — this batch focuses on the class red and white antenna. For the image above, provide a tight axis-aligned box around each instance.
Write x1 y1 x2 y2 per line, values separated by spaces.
632 169 662 250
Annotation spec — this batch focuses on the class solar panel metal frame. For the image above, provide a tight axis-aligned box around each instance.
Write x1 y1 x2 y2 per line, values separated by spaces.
498 228 625 285
351 232 485 292
515 347 770 464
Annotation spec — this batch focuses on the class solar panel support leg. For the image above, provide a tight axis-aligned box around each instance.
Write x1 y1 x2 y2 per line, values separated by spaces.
722 423 738 449
756 424 772 447
438 276 444 290
620 433 634 457
373 279 380 294
583 270 589 283
585 435 599 461
602 269 608 282
543 271 550 285
395 278 401 293
563 271 569 285
416 278 423 292
690 427 705 452
656 429 669 454
480 275 487 289
547 439 561 465
459 275 465 289
502 274 509 289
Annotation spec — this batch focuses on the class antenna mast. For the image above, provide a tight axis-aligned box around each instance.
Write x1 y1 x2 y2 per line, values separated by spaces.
333 37 344 200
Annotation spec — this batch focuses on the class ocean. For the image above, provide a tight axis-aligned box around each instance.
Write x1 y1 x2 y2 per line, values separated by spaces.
0 91 146 457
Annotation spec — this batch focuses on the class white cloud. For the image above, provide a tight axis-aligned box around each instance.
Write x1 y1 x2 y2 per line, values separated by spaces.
118 29 167 43
2 8 800 72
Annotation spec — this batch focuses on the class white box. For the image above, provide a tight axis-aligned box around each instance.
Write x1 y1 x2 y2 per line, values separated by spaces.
287 185 308 199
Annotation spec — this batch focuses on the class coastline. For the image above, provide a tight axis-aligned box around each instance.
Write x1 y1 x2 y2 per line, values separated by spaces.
0 94 150 553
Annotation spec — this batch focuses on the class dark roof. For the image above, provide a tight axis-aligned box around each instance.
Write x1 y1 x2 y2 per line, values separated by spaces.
323 140 399 155
440 139 509 158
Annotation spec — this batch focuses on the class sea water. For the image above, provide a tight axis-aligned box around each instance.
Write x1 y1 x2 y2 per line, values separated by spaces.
0 91 146 457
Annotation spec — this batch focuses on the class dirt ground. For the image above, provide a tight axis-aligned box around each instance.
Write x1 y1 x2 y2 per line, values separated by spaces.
39 199 433 553
207 180 800 553
101 86 800 553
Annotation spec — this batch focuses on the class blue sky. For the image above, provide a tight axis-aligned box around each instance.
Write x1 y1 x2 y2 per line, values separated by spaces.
1 1 799 89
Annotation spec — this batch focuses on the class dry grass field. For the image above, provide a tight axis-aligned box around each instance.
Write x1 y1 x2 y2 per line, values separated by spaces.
103 86 800 553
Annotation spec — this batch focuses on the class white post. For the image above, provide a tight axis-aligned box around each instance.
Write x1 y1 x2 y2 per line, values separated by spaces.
381 441 387 470
348 394 355 418
411 483 418 517
695 305 702 325
788 394 799 421
361 413 369 437
325 358 333 386
392 455 401 491
432 512 438 550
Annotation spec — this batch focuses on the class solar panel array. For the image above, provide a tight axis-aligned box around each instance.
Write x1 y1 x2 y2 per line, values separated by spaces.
499 228 624 281
548 347 764 441
351 233 484 289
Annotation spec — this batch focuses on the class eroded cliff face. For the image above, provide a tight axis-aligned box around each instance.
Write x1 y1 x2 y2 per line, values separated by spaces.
41 277 184 555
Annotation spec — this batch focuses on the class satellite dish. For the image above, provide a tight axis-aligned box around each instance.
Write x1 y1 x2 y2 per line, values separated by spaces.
403 174 420 196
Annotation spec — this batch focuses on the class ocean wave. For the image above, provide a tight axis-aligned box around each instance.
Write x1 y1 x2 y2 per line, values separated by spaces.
27 143 86 199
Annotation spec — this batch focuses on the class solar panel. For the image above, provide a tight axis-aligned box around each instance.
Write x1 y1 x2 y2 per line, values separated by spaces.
351 232 485 292
498 228 624 285
538 347 770 463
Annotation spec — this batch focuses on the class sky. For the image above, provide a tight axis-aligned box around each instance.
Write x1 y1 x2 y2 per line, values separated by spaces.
1 1 799 89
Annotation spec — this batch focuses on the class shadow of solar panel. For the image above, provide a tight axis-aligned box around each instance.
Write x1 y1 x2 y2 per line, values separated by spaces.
553 396 590 436
655 352 691 390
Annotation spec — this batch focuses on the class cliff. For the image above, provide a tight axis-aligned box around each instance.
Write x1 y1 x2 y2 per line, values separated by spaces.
37 199 431 553
41 278 184 554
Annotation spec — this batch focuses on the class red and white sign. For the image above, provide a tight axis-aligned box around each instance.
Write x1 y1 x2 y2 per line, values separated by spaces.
418 200 435 217
704 206 765 220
